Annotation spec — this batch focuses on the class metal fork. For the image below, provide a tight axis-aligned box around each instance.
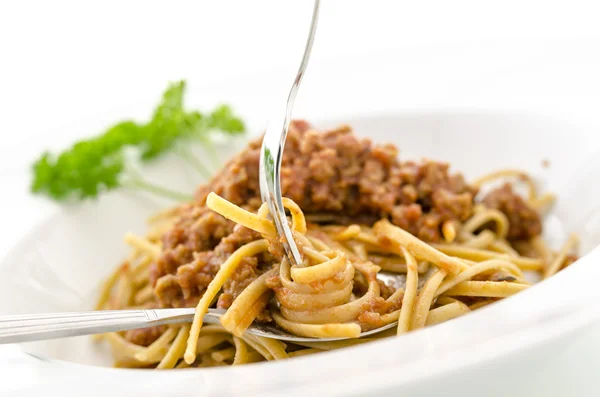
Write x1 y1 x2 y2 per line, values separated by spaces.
259 0 320 267
0 307 397 344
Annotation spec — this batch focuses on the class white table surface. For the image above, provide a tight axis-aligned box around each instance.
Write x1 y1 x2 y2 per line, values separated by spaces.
1 1 600 395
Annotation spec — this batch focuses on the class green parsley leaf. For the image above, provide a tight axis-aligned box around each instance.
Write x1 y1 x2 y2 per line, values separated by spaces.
30 80 245 202
207 105 245 134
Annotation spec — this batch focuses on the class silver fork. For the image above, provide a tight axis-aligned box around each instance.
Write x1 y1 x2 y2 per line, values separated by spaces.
0 306 397 345
259 0 320 267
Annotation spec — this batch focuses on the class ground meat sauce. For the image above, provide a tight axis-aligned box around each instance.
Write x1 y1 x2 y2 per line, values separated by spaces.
141 121 542 345
482 183 542 240
125 325 167 347
155 225 276 309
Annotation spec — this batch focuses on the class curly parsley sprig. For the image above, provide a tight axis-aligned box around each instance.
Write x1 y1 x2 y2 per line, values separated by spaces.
31 81 245 201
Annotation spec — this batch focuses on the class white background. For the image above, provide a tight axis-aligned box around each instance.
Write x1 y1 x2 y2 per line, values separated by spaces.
1 0 600 395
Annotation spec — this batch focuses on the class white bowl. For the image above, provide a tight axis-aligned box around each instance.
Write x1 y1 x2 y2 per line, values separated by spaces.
1 111 600 397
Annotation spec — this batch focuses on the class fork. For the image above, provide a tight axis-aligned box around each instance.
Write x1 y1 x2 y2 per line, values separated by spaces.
0 306 397 344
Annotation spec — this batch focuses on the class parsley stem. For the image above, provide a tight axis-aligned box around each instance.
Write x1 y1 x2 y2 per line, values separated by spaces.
123 177 192 202
199 136 222 172
175 145 213 180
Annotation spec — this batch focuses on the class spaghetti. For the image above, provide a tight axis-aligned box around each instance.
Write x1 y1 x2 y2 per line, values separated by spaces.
96 121 579 369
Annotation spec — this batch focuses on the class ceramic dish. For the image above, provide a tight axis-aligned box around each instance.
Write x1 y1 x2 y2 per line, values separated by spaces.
1 109 600 396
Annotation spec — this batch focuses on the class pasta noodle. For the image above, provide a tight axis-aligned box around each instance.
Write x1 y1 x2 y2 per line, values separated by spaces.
95 124 579 369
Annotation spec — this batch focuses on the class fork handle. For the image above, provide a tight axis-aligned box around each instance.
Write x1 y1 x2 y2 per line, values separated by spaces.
0 308 220 345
